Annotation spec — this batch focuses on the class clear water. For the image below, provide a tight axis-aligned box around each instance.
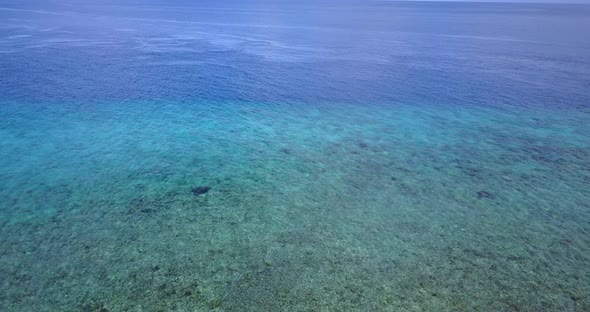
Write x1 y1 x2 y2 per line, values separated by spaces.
1 1 589 311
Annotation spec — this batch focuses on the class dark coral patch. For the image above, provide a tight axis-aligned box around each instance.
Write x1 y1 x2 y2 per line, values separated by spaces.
476 191 495 199
192 186 211 196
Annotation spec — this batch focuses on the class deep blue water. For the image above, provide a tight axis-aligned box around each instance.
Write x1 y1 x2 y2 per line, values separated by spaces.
1 1 589 106
1 1 589 311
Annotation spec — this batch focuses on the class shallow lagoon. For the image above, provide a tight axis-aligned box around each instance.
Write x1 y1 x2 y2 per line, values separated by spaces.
1 1 590 311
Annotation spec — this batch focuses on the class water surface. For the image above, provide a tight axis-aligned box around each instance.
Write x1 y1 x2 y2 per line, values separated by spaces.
1 1 589 311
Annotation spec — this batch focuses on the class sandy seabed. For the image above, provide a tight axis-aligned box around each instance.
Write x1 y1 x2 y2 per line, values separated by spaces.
0 101 589 311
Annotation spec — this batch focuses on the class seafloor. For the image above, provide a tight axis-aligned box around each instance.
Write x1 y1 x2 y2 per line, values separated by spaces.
0 100 588 311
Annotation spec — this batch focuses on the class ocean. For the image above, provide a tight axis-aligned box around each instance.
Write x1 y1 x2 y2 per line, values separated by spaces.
1 1 589 311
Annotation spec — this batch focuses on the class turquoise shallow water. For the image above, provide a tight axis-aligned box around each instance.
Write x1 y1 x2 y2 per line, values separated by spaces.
1 100 589 310
1 1 590 311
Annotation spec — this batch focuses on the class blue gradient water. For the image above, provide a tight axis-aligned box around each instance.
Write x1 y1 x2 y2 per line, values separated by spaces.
1 1 589 311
